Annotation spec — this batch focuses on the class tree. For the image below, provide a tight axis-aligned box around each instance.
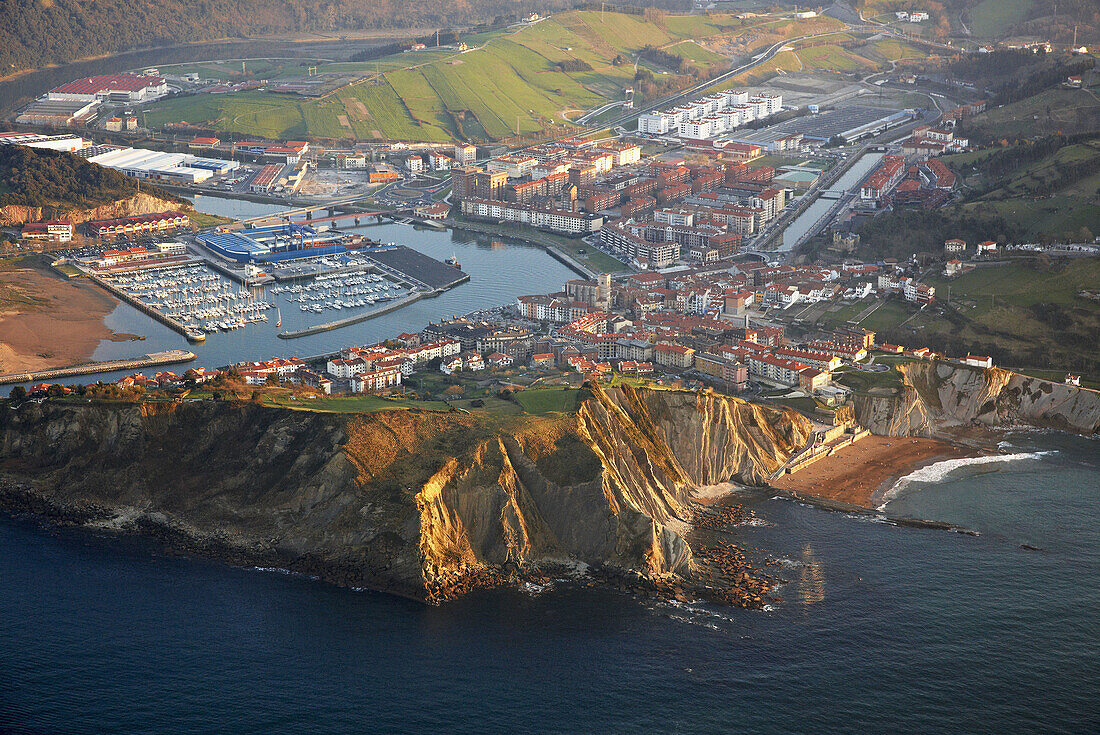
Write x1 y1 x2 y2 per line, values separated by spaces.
9 386 25 400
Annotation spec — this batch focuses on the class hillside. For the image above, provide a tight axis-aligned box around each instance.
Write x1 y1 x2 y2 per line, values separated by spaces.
0 145 183 211
855 0 1098 45
0 0 679 76
846 134 1100 260
143 11 849 143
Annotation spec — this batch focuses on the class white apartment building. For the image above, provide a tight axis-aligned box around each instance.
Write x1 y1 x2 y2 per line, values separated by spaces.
679 119 712 138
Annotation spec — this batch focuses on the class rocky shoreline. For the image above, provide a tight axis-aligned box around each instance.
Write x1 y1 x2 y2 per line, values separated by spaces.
0 480 788 609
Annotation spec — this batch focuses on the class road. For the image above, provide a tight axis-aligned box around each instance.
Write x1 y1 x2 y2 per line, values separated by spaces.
593 31 844 131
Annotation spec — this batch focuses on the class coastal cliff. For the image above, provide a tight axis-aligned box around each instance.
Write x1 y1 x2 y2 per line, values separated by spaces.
0 386 811 603
0 192 189 227
853 362 1100 437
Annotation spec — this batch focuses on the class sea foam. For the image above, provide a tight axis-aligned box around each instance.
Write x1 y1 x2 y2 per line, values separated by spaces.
878 451 1054 510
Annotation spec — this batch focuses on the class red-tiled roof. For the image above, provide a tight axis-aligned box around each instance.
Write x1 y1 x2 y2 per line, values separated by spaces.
51 74 163 95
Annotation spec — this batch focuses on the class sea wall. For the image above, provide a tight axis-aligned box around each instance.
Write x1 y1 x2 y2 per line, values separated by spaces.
0 386 811 602
853 361 1100 437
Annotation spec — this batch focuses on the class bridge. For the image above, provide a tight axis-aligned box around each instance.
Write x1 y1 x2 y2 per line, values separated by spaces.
235 195 393 228
288 212 387 229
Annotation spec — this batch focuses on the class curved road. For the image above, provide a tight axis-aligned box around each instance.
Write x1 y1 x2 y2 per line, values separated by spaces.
594 31 846 131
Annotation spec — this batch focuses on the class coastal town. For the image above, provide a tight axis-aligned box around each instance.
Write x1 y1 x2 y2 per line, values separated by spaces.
2 3 1100 730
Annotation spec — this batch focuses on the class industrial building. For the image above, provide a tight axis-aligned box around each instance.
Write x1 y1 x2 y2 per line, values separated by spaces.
730 105 916 146
0 132 86 152
46 74 168 103
77 146 240 184
198 224 346 263
16 98 101 127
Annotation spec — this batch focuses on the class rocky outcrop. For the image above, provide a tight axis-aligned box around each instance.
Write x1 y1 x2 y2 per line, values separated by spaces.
0 192 188 227
853 361 1100 437
0 386 812 603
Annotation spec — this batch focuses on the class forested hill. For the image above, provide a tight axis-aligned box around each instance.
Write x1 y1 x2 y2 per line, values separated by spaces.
0 0 681 74
0 145 183 209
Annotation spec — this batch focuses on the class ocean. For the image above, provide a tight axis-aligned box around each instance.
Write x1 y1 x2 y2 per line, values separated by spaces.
2 431 1097 734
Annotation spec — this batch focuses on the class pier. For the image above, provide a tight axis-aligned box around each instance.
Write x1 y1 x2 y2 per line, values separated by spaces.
90 275 206 343
277 292 425 339
0 350 196 385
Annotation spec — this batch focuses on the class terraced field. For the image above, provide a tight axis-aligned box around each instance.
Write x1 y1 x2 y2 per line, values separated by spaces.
141 10 848 143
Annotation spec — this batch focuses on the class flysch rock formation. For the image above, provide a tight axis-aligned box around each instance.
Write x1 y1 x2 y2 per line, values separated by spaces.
0 385 811 603
853 361 1100 437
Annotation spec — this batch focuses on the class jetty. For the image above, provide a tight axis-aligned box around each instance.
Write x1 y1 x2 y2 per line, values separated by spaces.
277 292 424 339
0 350 196 385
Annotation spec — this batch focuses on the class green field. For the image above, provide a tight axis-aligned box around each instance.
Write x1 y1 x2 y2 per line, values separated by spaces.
968 0 1036 37
263 394 449 412
514 387 586 414
141 11 852 143
962 88 1100 141
876 261 1100 378
859 38 926 63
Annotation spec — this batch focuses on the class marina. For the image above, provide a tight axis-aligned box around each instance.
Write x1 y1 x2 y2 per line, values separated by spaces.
99 259 421 341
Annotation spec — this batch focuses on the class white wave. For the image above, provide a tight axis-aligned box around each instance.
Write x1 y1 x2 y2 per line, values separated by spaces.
878 451 1055 510
769 556 804 570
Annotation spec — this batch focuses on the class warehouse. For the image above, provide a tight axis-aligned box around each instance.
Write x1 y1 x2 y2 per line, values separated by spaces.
81 146 240 184
730 106 915 145
46 74 168 103
16 98 101 127
0 132 86 152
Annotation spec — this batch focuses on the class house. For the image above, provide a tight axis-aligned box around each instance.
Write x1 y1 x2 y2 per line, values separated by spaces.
878 343 904 353
531 353 555 368
297 369 333 394
799 368 830 392
486 352 513 369
977 240 997 254
462 352 486 371
945 259 964 277
944 239 966 254
964 355 993 369
326 357 367 378
440 356 463 374
1066 374 1081 386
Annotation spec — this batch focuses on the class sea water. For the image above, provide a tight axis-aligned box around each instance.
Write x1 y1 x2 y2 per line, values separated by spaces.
1 432 1097 733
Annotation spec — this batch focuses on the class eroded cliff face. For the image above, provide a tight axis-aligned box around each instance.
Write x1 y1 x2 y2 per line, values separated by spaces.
0 192 188 226
853 362 1100 437
0 386 811 602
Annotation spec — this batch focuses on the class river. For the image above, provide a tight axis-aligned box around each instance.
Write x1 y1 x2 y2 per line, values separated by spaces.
2 430 1097 733
780 152 884 252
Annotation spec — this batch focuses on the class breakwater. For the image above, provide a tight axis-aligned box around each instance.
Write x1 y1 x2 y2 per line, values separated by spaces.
0 350 196 385
277 292 424 339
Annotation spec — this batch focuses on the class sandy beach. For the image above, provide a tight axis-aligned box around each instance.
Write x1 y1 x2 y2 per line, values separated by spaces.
0 263 130 375
771 435 981 508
